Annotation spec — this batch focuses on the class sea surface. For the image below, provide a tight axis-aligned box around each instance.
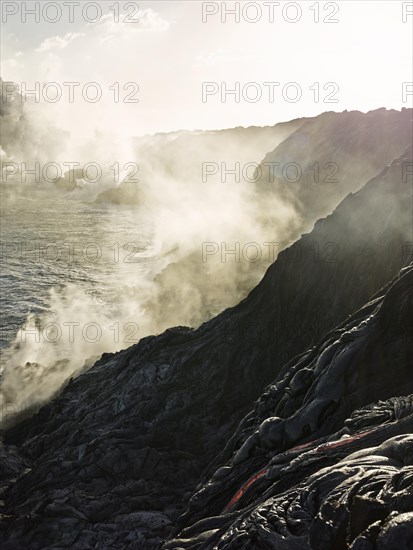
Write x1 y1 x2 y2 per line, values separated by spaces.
0 190 156 376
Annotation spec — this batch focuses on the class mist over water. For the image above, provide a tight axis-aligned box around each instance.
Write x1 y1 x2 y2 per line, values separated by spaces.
2 81 411 424
1 80 307 420
0 193 155 410
0 171 302 419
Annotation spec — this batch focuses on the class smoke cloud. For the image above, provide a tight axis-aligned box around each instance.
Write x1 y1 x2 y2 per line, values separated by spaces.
1 81 411 424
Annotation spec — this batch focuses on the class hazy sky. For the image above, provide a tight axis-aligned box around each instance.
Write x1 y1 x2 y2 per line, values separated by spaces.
2 0 412 138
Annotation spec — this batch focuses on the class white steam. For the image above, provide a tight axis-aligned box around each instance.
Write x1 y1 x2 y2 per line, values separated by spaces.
1 81 305 424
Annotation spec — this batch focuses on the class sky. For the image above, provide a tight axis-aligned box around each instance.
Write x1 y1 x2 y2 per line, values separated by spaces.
1 0 413 139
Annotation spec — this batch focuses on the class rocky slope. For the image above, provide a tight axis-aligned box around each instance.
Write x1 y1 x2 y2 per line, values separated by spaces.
256 107 413 231
134 108 413 331
95 119 305 204
166 263 413 548
0 146 412 548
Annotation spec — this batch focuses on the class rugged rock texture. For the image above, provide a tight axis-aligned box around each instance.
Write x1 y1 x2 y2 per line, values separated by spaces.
167 263 413 548
0 146 412 548
257 107 413 231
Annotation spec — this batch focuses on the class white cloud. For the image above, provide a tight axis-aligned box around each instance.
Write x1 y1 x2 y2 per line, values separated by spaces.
97 8 170 43
138 8 170 31
3 1 410 138
36 32 84 53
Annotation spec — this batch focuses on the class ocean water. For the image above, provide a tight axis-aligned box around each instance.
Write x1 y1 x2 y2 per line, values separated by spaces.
0 191 157 412
0 181 277 416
